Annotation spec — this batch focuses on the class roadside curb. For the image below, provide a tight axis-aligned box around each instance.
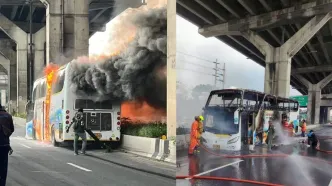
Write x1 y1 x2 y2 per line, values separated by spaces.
85 152 175 180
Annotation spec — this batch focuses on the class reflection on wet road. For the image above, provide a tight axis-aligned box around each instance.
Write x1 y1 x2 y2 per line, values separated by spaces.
176 125 332 186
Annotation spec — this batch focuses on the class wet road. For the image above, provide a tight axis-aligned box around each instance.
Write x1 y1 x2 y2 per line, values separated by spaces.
176 125 332 186
6 124 175 186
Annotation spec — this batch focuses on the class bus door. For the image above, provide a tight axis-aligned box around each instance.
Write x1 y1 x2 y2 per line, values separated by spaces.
240 111 249 145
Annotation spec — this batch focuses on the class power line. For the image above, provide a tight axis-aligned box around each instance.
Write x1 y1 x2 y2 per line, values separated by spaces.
176 68 214 76
177 51 215 63
177 61 214 69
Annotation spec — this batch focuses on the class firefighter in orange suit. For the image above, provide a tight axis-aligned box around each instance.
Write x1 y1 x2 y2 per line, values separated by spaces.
188 116 201 155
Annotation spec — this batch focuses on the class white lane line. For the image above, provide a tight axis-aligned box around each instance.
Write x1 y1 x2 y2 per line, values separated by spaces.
67 163 92 172
328 179 332 186
186 160 243 180
20 144 32 149
31 171 68 173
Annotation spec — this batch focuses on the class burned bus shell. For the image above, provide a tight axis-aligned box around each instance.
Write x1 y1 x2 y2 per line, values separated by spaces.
202 88 299 151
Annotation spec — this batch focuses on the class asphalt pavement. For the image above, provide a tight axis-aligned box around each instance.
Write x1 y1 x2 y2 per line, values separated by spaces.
6 124 175 186
176 125 332 186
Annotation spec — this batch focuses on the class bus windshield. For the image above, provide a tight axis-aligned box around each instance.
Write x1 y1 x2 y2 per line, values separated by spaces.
207 92 242 107
205 91 242 134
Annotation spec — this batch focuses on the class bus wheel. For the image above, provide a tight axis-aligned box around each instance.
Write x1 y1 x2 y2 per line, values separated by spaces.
51 129 59 147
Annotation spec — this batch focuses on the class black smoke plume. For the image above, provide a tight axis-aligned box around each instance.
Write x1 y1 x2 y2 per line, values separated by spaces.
68 7 167 109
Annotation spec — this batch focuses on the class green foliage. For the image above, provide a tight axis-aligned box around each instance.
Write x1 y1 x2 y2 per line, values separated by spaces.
192 84 214 99
13 112 27 119
120 117 167 138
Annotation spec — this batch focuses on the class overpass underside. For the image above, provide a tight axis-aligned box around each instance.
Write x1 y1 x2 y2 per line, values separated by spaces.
177 0 332 124
0 0 143 113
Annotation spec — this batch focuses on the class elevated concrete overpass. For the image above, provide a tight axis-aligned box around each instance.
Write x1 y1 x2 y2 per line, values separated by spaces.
0 0 145 113
177 0 332 124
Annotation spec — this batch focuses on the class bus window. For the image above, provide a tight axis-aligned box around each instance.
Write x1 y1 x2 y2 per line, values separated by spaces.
52 71 65 94
75 99 113 110
99 100 113 109
208 93 241 107
32 87 37 102
75 99 86 109
40 82 46 98
36 84 41 100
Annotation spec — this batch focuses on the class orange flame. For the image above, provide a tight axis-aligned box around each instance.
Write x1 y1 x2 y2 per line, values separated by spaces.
44 63 59 141
121 101 166 123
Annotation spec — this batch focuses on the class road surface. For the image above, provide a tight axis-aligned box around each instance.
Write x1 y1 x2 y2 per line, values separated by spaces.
6 124 175 186
176 125 332 186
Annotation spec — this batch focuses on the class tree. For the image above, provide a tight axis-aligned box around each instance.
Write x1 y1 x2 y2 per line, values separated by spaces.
192 84 214 99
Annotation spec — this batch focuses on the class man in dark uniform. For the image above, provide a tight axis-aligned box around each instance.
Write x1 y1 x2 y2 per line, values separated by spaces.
0 104 14 186
307 130 318 150
66 108 87 155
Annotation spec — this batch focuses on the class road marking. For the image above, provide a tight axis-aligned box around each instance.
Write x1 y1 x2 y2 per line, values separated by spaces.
20 144 31 149
328 179 332 186
67 163 92 172
31 171 68 173
186 160 243 180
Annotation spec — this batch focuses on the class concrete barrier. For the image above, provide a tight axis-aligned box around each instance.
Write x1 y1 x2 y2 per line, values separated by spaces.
121 134 175 164
13 117 26 127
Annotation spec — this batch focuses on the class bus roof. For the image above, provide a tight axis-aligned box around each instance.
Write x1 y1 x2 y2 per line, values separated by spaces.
33 63 69 83
209 88 298 103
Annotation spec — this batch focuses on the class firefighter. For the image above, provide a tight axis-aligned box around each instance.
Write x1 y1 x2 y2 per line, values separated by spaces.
266 120 275 150
188 116 201 155
307 130 318 150
288 120 294 137
300 119 307 137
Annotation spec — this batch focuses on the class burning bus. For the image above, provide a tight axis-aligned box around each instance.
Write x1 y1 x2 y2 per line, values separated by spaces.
31 62 121 147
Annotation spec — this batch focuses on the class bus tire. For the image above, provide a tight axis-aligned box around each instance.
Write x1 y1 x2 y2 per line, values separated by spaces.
51 129 59 147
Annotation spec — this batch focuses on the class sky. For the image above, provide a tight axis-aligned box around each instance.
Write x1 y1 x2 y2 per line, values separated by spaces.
175 15 301 97
88 10 302 97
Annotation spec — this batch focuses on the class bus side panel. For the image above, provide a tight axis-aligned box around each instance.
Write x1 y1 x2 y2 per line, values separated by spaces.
34 98 46 141
50 91 65 142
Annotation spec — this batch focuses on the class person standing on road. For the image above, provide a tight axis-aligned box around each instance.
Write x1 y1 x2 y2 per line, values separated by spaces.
188 116 201 155
66 108 87 155
266 120 275 150
0 104 14 186
300 119 307 137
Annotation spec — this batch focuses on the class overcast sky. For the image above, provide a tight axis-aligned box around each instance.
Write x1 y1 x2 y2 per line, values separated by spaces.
176 15 301 96
88 13 302 97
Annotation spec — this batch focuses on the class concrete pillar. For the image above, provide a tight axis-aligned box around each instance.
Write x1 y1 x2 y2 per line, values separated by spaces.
41 0 89 64
0 14 28 113
307 84 321 124
0 40 17 113
0 54 10 108
17 43 28 113
166 0 176 164
264 48 291 97
1 89 6 106
33 27 46 79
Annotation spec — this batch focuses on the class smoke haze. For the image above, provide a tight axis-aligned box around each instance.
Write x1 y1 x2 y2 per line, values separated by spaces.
68 7 167 109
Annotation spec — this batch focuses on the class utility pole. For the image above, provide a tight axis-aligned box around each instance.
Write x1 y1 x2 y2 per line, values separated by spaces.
222 63 225 89
212 59 220 88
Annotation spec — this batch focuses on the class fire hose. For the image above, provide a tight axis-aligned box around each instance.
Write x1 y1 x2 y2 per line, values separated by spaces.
176 176 284 186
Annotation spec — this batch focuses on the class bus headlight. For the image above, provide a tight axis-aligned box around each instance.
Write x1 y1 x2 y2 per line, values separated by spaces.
227 136 239 144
